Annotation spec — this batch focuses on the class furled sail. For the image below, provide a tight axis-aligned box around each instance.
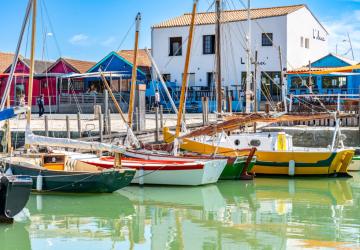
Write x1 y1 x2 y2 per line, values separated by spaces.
25 128 125 154
179 112 349 139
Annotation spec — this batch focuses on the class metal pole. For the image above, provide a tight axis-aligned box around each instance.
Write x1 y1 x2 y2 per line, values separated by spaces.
245 0 252 113
160 105 164 129
128 13 141 128
0 0 32 111
107 109 112 135
278 46 287 112
99 113 103 143
215 0 222 116
155 106 159 142
175 0 198 138
254 50 258 113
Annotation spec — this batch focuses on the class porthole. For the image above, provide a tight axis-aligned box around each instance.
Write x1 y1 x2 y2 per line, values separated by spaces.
234 139 240 146
249 139 261 147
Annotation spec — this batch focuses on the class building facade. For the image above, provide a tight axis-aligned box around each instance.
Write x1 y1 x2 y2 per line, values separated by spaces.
151 4 329 102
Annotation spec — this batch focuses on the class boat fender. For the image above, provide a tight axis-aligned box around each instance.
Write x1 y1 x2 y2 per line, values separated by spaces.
36 174 43 191
289 160 295 176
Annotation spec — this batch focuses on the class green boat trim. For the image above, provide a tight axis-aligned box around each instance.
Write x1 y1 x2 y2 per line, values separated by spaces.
255 153 337 168
220 156 256 180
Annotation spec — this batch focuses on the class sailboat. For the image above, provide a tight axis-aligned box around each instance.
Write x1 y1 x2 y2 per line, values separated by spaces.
1 0 136 193
163 1 355 176
101 0 256 181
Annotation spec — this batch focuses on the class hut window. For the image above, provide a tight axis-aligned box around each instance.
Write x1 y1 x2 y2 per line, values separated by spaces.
169 37 182 56
305 38 310 49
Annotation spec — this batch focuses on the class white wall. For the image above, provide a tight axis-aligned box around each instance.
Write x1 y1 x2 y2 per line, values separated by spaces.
286 7 329 70
152 7 328 89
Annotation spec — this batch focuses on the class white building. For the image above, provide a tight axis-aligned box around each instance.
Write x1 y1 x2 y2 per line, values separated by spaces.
151 4 329 100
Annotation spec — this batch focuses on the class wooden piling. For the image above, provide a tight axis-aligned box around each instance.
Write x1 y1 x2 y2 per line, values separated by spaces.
99 113 103 143
44 115 49 137
66 115 70 139
155 106 159 143
77 112 82 138
202 97 206 126
107 109 111 135
160 105 164 129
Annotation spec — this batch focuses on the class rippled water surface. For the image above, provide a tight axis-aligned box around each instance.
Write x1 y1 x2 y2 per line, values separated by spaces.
2 173 360 249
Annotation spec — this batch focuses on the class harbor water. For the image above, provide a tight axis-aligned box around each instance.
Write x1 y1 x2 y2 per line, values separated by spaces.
2 174 360 250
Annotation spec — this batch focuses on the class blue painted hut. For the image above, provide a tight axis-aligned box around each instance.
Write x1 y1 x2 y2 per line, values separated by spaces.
287 53 360 95
85 49 151 93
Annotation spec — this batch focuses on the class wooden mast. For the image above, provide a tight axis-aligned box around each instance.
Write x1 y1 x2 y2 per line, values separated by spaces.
215 0 222 117
25 0 37 149
128 13 141 129
175 0 198 137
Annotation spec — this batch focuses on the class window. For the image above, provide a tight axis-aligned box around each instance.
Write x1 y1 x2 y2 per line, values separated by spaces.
305 38 310 49
322 76 347 88
203 35 215 54
260 72 281 100
72 79 84 91
207 72 215 88
290 77 316 89
300 37 304 47
162 74 171 82
262 33 273 46
169 37 182 56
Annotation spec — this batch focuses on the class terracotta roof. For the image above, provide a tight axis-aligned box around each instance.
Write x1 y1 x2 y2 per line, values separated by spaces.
60 58 96 73
0 52 15 73
153 4 305 28
117 49 152 75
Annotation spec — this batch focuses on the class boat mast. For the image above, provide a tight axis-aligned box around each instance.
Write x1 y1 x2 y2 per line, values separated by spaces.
25 0 37 149
175 0 198 137
245 0 252 113
215 0 222 116
0 0 32 111
128 13 141 129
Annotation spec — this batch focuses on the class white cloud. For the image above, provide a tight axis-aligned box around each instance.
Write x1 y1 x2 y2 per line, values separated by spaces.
324 10 360 61
69 34 89 45
101 36 116 47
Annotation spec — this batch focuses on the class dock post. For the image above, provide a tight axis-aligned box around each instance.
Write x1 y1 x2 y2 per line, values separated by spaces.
77 112 82 138
44 115 49 137
205 97 209 124
160 105 164 129
227 95 232 113
155 106 159 143
99 113 103 143
202 97 206 125
135 107 139 132
66 115 70 139
104 90 109 135
107 109 111 135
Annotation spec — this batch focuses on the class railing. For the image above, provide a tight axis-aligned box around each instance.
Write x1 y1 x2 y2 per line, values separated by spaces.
59 93 130 105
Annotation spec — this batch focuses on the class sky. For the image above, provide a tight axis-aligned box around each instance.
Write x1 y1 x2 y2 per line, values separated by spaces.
1 0 360 63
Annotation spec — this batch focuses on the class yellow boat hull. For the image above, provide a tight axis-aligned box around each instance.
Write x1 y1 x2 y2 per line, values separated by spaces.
163 128 354 176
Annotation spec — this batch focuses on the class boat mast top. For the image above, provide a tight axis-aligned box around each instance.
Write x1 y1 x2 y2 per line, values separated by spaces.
215 0 222 116
175 0 198 138
128 12 141 129
245 0 252 113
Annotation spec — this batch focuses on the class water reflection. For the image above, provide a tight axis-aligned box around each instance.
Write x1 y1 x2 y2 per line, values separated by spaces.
1 176 360 249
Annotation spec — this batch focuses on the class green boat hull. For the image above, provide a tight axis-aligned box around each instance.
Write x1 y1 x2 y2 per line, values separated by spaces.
220 156 256 180
6 163 135 193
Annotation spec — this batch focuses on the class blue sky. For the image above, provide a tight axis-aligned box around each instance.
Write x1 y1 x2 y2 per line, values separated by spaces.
1 0 360 62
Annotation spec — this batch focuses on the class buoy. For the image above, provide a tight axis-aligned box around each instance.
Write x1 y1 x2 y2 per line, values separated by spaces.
36 174 43 191
289 160 295 176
